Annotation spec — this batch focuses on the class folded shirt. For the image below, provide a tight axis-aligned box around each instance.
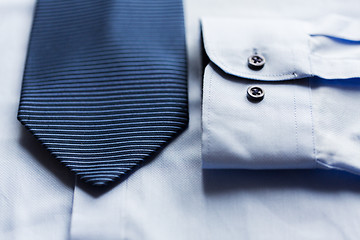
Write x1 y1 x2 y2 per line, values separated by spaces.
201 15 360 175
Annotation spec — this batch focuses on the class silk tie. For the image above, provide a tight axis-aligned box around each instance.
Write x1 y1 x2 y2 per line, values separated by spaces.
18 0 188 186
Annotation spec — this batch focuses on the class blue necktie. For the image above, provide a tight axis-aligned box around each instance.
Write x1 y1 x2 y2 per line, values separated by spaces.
18 0 188 186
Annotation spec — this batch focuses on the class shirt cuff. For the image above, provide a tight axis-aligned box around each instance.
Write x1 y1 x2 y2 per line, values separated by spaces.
201 16 360 174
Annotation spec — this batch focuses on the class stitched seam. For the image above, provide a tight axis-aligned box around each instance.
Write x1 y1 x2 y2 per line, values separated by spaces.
306 36 318 167
204 30 299 78
290 48 300 161
290 46 300 162
308 79 318 167
206 65 214 164
293 90 299 158
211 46 295 77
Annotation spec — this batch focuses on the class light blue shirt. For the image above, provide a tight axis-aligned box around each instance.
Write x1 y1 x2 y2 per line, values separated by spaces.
202 16 360 174
1 0 360 239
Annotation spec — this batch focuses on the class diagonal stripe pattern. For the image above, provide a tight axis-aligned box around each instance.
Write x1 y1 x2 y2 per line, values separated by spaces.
18 0 188 186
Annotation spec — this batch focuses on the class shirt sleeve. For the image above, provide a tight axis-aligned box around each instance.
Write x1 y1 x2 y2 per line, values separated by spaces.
201 16 360 175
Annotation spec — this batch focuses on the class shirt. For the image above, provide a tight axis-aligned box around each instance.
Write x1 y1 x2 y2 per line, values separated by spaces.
1 0 360 239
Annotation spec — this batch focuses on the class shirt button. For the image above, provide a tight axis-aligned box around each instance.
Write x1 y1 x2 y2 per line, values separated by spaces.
248 54 265 70
247 86 265 101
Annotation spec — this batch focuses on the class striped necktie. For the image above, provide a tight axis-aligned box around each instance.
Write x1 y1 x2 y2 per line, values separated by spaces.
18 0 188 186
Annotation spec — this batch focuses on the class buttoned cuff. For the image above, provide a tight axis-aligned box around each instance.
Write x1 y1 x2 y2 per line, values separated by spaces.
201 16 360 174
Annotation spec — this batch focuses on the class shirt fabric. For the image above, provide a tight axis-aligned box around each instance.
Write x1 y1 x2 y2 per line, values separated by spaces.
1 0 360 239
202 16 360 172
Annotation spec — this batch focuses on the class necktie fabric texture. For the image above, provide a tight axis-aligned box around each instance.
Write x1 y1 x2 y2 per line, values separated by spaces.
18 0 188 186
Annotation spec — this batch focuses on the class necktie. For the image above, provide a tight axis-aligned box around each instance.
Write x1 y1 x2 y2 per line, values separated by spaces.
18 0 188 186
